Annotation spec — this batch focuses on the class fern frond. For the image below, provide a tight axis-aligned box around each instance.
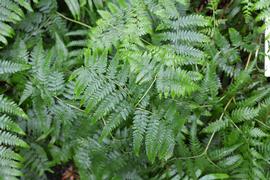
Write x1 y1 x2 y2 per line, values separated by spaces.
157 123 175 160
170 15 209 28
0 60 30 74
156 68 202 97
203 118 230 133
145 112 160 163
133 97 150 156
231 107 258 123
22 143 52 177
0 115 25 135
64 0 80 20
0 0 32 47
100 101 132 140
19 81 34 105
0 130 27 147
0 95 27 118
209 144 242 161
88 0 152 49
0 94 27 179
218 155 242 168
249 128 268 138
228 28 243 47
255 0 270 10
47 71 65 93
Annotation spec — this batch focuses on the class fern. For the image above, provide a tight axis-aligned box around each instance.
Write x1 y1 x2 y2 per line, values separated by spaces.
88 0 152 49
133 97 150 156
0 0 33 47
0 60 30 74
0 0 270 179
0 95 28 179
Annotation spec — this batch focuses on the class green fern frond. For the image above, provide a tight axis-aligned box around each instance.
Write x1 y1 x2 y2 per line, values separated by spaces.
47 71 65 93
249 128 268 138
64 0 80 20
88 0 152 49
0 130 27 147
228 28 243 47
0 0 32 47
145 112 160 163
0 94 27 179
0 60 30 74
203 117 230 133
237 88 270 107
217 155 242 168
0 95 27 118
19 81 34 105
223 71 250 99
22 143 52 177
100 101 132 140
255 0 270 10
133 97 150 156
171 15 209 28
231 107 258 123
157 123 175 160
162 30 208 43
209 144 242 161
0 115 25 135
156 68 202 97
30 42 48 85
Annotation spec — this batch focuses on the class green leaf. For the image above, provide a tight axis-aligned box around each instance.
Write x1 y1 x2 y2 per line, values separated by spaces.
199 173 229 180
229 28 242 47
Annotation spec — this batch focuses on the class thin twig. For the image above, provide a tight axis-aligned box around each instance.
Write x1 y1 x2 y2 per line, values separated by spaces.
54 96 85 113
174 97 233 160
136 107 153 114
255 119 270 129
135 74 157 107
56 12 91 29
245 52 252 70
206 155 221 169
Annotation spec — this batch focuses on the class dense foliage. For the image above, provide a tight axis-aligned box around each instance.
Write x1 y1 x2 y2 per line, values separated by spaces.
0 0 270 179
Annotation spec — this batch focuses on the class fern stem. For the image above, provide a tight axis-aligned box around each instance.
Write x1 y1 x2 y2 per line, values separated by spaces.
135 74 157 107
206 155 221 169
136 107 152 114
244 52 252 70
54 96 85 113
174 97 234 160
255 119 270 129
56 12 91 29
